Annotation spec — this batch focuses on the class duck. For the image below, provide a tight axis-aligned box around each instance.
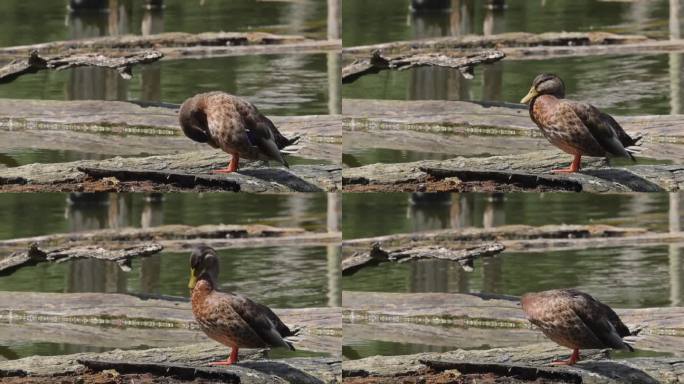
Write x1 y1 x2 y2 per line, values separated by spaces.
179 92 300 173
188 245 299 365
520 74 642 173
521 288 634 365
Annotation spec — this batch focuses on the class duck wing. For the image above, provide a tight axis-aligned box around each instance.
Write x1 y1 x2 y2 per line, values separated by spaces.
226 292 298 350
565 289 633 351
567 102 636 160
258 115 300 150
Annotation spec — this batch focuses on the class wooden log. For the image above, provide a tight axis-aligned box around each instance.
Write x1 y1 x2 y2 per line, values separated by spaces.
0 343 340 383
341 50 504 84
0 150 342 192
342 291 684 337
341 242 504 275
0 243 162 275
342 31 684 63
342 99 684 144
342 344 682 384
0 50 162 84
0 31 341 59
342 150 684 193
343 224 684 259
0 291 341 355
0 99 341 163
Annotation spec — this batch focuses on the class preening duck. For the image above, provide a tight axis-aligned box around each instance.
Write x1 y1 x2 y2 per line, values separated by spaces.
179 92 299 173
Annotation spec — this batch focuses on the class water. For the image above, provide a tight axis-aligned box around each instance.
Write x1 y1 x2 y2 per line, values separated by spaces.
0 193 339 360
0 0 334 165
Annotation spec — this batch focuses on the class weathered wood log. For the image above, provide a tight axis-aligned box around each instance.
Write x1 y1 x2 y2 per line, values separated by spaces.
0 291 341 356
343 291 684 337
342 344 683 384
0 243 162 275
342 99 684 144
342 50 504 83
0 150 342 192
0 31 340 59
0 224 340 252
0 99 341 163
343 224 684 258
341 242 504 275
0 50 162 83
342 150 684 192
342 31 679 63
0 343 340 383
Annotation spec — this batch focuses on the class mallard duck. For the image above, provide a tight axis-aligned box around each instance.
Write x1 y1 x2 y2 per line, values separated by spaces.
520 74 642 173
521 289 634 365
188 245 298 365
179 92 300 173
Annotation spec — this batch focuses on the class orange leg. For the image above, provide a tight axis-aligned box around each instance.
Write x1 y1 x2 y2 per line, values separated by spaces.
551 349 580 366
212 153 240 174
209 347 239 366
551 154 581 173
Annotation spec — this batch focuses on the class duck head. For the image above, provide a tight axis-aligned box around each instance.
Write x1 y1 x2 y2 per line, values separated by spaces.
188 245 219 289
521 74 565 104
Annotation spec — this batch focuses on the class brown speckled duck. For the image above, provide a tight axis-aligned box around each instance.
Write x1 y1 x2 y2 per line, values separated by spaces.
179 92 300 173
520 74 642 173
188 245 298 365
521 289 634 365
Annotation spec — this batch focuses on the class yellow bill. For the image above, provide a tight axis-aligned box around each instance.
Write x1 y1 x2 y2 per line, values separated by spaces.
188 268 198 289
520 86 538 104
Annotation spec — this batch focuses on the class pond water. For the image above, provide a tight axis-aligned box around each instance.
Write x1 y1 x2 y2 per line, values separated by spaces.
0 192 340 360
0 0 335 166
342 192 684 359
342 0 684 165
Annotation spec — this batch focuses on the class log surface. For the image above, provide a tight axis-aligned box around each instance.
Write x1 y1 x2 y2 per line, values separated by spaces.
0 150 342 192
342 150 684 193
0 98 341 163
342 344 683 384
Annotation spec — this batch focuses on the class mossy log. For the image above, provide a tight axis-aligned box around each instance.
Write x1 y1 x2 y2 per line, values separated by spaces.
342 31 679 62
0 150 341 192
0 50 162 83
342 224 684 255
0 31 340 60
342 50 504 83
0 223 340 252
0 98 341 163
0 291 341 356
342 291 684 357
342 150 684 192
0 243 163 275
342 344 683 384
341 242 504 275
0 343 340 383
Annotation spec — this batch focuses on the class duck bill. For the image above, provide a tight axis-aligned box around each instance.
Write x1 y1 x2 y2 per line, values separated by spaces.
520 87 538 104
188 268 198 289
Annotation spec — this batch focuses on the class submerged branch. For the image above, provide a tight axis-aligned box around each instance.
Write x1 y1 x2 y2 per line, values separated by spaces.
0 50 162 83
342 49 504 83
